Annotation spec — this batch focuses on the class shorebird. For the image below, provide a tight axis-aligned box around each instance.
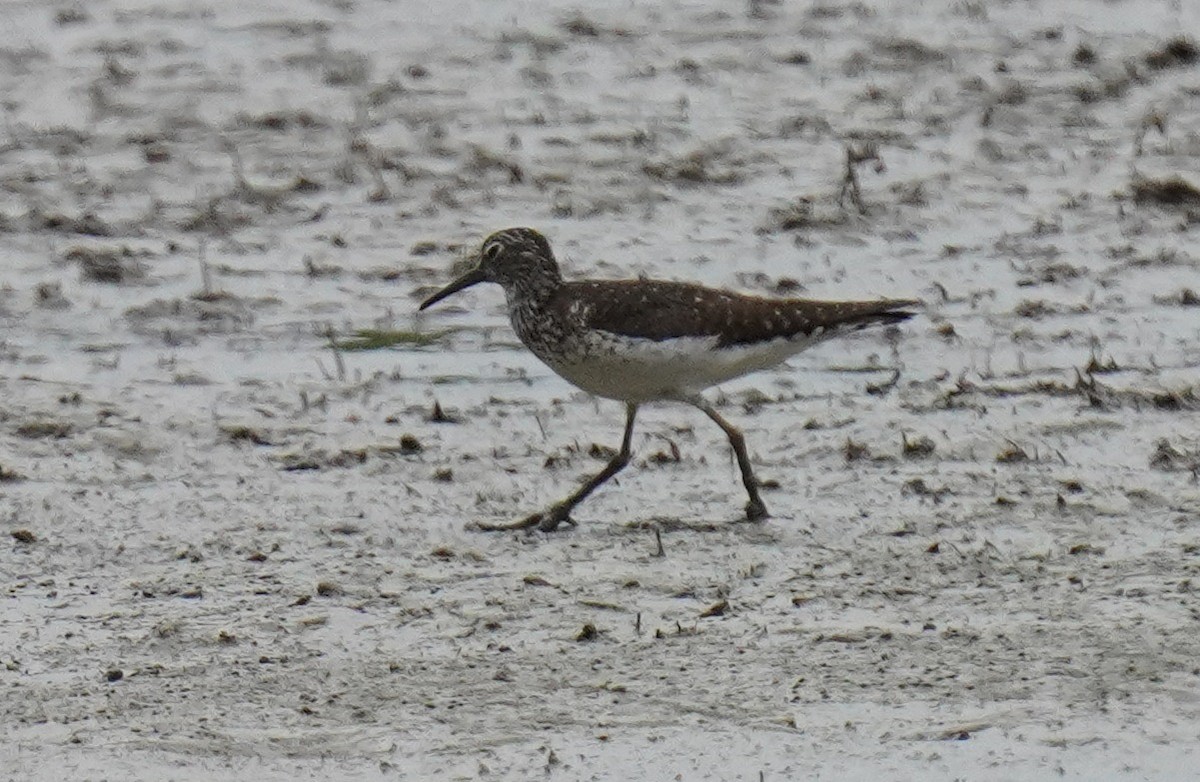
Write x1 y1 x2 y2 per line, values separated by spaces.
419 227 918 531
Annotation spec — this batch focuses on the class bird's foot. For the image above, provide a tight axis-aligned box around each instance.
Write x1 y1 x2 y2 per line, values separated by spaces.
531 503 576 532
744 497 770 521
471 504 576 533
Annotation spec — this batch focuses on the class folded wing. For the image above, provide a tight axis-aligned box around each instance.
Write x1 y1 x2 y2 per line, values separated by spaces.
560 280 919 347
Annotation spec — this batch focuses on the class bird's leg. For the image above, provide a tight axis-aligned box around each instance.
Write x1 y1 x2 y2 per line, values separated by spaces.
691 398 769 521
476 403 638 532
533 402 638 531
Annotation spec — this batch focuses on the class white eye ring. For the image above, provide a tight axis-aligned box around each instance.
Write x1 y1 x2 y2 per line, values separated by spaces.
483 243 502 261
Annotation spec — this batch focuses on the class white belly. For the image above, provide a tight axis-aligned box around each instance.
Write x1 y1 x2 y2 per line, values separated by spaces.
539 332 824 402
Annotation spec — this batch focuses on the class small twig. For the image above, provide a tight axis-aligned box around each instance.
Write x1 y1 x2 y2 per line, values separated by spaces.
865 369 901 396
652 528 665 557
361 141 390 202
1134 111 1167 157
837 142 884 214
197 241 213 298
323 324 346 382
221 137 289 209
222 137 248 191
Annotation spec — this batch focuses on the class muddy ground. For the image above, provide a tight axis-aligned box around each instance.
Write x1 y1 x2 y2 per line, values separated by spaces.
2 0 1200 779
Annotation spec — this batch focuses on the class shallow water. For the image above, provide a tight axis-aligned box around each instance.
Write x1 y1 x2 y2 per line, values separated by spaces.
2 0 1200 778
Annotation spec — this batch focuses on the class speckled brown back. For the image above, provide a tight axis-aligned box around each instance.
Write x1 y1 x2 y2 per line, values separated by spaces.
556 280 918 347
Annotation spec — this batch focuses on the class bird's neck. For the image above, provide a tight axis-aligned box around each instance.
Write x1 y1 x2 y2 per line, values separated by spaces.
504 270 562 310
504 272 568 352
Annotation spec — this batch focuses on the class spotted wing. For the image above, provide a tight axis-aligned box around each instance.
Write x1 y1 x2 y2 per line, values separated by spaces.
560 280 918 347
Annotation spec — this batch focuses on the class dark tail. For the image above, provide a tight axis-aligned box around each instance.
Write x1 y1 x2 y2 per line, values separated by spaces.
809 298 921 332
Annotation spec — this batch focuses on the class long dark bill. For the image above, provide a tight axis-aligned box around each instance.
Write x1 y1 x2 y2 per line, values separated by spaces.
418 267 487 311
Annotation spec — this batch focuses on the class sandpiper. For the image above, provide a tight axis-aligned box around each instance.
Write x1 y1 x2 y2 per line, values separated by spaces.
419 227 918 531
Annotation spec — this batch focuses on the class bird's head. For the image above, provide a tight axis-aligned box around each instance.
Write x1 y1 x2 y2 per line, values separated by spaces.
419 227 562 310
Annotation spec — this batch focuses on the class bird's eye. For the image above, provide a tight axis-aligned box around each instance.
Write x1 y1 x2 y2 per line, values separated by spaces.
483 243 502 262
